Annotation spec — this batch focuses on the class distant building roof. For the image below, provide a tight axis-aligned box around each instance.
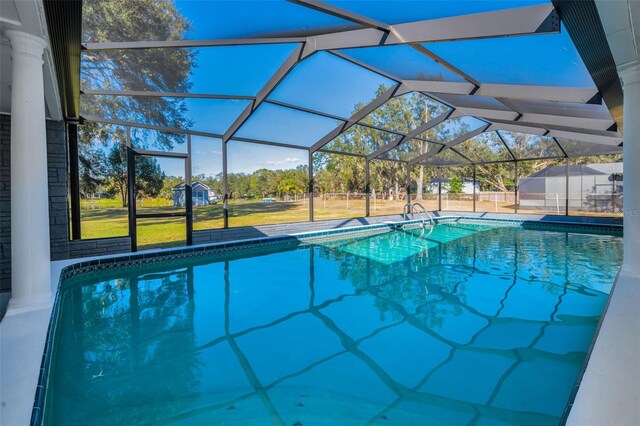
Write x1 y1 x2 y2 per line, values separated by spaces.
587 162 623 175
524 164 608 179
171 181 211 191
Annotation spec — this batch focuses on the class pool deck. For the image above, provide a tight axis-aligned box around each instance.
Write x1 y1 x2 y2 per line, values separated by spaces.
0 212 635 425
566 270 640 425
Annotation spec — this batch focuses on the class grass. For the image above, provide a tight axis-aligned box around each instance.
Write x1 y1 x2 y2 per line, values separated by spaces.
80 198 410 249
79 197 621 250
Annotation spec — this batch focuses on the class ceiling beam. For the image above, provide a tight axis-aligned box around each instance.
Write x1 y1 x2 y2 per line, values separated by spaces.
83 37 306 51
488 119 622 145
453 107 519 122
81 115 311 151
82 115 223 138
405 80 600 104
81 90 255 101
303 4 559 57
457 104 614 131
409 44 480 87
477 83 600 104
489 118 621 138
83 4 559 55
287 0 390 31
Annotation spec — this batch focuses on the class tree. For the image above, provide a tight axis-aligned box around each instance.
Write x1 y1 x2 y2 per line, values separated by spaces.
78 0 196 198
160 175 184 200
317 87 475 201
78 143 107 198
104 143 165 207
447 177 463 194
81 0 194 142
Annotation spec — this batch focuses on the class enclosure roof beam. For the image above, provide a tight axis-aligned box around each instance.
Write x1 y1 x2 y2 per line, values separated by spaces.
287 0 391 31
408 124 490 165
264 99 348 122
82 83 601 112
82 4 559 54
470 154 566 166
409 44 480 87
302 4 559 57
552 136 569 158
479 83 600 104
83 37 306 51
317 148 367 158
495 130 517 161
452 106 519 122
230 137 311 151
457 104 614 131
487 118 622 144
367 109 454 161
82 115 309 151
223 44 305 143
81 90 255 101
82 115 221 138
406 81 600 104
309 83 403 152
328 50 401 83
449 147 474 164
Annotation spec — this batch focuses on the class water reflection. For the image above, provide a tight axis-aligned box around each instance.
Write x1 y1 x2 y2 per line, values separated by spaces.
45 223 622 425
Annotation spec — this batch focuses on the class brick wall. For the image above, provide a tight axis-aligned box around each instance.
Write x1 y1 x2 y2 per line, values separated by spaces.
47 120 70 261
68 237 131 258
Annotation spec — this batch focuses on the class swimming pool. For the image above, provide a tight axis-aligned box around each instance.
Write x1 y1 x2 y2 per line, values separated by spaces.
39 219 622 425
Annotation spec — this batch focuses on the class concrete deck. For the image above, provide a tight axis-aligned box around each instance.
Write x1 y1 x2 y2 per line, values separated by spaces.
567 271 640 426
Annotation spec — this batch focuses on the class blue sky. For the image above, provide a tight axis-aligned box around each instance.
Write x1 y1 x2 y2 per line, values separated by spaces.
90 1 598 176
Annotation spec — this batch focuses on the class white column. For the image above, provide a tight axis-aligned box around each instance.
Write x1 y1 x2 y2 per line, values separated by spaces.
6 30 51 310
620 61 640 278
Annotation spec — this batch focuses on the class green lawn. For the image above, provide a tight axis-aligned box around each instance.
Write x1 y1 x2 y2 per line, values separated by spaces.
80 195 618 250
79 197 409 250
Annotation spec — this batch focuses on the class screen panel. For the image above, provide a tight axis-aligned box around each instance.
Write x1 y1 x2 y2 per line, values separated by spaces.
339 45 467 82
323 125 398 155
82 0 361 42
81 44 300 96
269 51 395 118
77 122 130 239
427 26 596 87
359 92 451 135
369 160 407 216
455 132 513 163
313 152 366 220
190 136 224 231
379 139 442 162
498 131 564 160
227 141 309 226
416 149 470 166
421 116 487 144
235 103 343 148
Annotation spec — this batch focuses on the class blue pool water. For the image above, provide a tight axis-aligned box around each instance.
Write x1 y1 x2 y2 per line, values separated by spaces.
42 221 623 425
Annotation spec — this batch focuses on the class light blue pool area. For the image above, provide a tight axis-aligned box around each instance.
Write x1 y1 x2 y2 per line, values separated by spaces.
40 219 623 425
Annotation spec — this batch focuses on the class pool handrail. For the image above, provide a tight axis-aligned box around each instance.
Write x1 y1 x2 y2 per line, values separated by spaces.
411 202 434 227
